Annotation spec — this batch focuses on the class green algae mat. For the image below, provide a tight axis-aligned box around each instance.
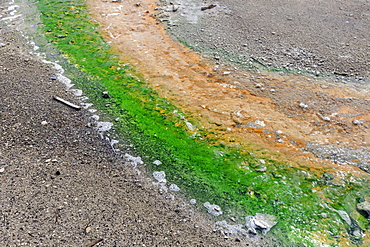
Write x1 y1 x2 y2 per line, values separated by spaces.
23 0 370 245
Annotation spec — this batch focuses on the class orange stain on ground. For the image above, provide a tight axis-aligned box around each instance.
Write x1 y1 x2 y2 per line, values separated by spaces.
87 0 370 177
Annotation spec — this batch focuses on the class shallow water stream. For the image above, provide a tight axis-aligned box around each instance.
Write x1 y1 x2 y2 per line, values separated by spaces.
24 0 370 245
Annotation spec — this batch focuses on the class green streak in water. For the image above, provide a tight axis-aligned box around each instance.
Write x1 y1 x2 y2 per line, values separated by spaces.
33 0 370 246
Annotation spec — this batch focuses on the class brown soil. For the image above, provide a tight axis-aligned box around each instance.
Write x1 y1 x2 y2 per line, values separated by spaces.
87 0 370 176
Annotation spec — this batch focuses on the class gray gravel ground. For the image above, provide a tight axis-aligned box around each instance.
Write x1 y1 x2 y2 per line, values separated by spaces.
0 1 261 246
160 0 370 82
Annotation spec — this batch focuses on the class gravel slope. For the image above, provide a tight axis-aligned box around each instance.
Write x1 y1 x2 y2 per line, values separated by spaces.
162 0 370 82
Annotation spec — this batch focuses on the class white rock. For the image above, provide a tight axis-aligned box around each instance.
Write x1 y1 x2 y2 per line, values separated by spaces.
246 213 278 234
185 121 195 131
153 160 162 166
299 102 308 109
96 121 113 132
353 119 365 125
125 154 144 166
204 202 222 216
153 171 166 184
255 83 262 88
255 120 266 127
275 130 283 135
234 110 243 117
336 210 352 225
169 184 180 191
172 4 179 12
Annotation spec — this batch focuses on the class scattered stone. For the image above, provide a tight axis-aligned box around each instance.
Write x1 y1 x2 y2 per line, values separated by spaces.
153 171 166 184
153 160 162 166
172 5 179 12
254 213 278 233
275 130 283 135
275 138 284 144
351 227 362 238
204 202 222 216
0 167 5 173
357 201 370 217
102 91 110 98
321 116 331 121
245 120 266 128
255 83 262 88
247 227 257 235
169 184 180 191
135 2 141 6
336 210 352 225
41 121 48 125
299 102 308 110
96 121 113 132
185 121 195 131
125 154 144 166
190 199 197 205
353 119 365 125
245 213 278 234
234 110 243 117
